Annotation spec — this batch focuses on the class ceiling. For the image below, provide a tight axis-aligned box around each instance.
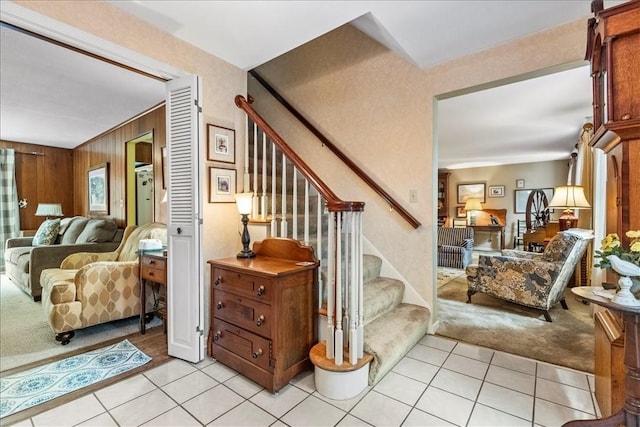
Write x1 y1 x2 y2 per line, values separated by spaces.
0 1 622 165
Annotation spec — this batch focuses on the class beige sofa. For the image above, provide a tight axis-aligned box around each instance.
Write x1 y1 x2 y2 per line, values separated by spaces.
4 216 123 301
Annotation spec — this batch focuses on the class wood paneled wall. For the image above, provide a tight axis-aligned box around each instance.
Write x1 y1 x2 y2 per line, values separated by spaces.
73 105 166 228
0 141 74 231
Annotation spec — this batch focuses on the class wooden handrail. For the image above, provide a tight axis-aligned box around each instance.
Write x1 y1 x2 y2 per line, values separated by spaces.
235 95 364 213
249 70 421 229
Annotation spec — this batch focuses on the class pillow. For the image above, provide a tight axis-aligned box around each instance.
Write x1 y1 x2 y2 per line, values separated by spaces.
32 219 61 246
75 219 117 243
60 217 89 244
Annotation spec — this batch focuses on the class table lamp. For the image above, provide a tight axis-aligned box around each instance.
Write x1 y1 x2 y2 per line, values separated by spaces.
235 192 255 258
547 185 591 231
35 203 64 219
464 198 483 226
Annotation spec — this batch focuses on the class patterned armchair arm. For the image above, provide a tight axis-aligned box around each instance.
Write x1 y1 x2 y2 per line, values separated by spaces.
469 255 563 309
61 251 118 269
74 261 141 323
461 238 474 249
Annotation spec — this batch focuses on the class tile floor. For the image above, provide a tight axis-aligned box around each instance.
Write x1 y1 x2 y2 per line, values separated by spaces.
8 335 600 427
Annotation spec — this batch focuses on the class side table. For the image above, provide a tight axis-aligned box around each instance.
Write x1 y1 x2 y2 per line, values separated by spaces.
565 287 639 427
139 251 167 334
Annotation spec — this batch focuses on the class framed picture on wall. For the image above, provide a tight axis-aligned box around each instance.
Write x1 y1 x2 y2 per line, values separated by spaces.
457 183 486 204
207 124 235 164
488 185 505 197
88 162 109 215
209 167 236 203
514 188 554 213
161 146 167 189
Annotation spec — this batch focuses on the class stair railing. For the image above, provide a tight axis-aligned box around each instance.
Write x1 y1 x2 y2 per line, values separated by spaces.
249 70 421 229
236 94 365 365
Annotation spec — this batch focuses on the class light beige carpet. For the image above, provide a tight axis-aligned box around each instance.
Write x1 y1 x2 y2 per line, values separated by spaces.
0 274 160 372
436 276 594 373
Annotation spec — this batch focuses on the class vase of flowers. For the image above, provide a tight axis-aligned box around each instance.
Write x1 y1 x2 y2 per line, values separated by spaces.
595 230 640 299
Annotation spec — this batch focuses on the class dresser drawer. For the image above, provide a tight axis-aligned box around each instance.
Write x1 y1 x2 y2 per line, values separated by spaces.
141 266 166 283
212 268 273 303
214 289 272 338
211 317 272 372
141 256 166 270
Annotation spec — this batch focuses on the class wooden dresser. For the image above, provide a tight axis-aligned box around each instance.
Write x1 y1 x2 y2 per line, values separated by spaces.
207 238 318 392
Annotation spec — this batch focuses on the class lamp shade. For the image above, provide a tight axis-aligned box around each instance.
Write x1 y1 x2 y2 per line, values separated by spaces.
464 198 483 211
548 186 591 209
234 192 253 215
35 203 63 217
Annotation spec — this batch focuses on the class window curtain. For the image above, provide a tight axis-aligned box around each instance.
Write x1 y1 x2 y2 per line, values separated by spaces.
0 148 20 271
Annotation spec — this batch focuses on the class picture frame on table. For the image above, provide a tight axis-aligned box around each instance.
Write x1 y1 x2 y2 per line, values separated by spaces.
207 124 235 164
488 185 505 197
457 183 486 204
88 162 109 215
514 188 554 213
209 167 236 203
456 206 467 217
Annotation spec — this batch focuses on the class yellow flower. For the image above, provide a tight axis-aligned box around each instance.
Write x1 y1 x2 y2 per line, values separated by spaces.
631 241 640 252
626 230 640 239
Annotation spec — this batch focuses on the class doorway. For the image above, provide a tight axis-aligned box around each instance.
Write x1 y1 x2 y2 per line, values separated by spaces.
126 132 154 226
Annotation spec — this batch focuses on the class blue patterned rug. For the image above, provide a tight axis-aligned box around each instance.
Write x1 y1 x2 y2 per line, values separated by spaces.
0 339 151 418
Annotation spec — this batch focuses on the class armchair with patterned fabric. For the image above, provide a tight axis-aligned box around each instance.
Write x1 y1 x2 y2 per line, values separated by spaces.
40 222 167 344
465 230 593 322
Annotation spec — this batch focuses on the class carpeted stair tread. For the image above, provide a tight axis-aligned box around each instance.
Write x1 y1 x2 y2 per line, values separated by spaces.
364 303 430 385
363 254 382 283
362 277 405 325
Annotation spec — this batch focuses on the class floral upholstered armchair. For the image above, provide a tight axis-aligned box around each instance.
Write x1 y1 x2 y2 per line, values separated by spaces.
465 230 593 322
40 223 167 344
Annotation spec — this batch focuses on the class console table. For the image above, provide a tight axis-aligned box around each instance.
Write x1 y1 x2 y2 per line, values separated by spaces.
139 251 167 334
469 225 505 250
565 287 639 427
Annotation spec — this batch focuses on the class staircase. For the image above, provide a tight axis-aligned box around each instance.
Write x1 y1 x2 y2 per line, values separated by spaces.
236 95 431 399
358 254 430 384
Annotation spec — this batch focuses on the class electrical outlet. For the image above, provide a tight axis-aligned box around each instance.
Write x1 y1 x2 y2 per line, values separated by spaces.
409 189 417 203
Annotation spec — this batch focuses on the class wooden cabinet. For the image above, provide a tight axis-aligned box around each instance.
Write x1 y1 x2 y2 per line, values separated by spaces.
207 238 318 392
587 0 640 417
139 251 167 334
594 310 626 417
437 171 450 227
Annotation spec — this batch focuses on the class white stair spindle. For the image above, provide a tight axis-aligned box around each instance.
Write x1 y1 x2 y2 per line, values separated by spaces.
252 124 258 215
326 212 335 359
280 153 287 237
271 142 277 236
292 166 298 240
358 212 364 358
261 131 267 220
334 213 343 366
349 212 358 365
304 180 309 245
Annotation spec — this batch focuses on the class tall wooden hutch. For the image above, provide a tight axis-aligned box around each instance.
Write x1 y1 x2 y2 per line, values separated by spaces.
586 0 640 417
437 171 450 227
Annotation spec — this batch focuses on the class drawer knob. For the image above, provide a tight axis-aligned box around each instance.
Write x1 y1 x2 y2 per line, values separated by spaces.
256 315 265 327
214 276 222 286
213 330 222 341
252 348 263 358
149 260 155 265
216 301 224 310
257 285 265 296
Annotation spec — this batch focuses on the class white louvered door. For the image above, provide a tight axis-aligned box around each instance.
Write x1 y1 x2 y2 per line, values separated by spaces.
166 75 204 362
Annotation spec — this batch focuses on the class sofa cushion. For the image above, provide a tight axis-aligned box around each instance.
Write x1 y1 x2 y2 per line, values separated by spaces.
33 219 60 246
75 219 117 243
60 218 90 244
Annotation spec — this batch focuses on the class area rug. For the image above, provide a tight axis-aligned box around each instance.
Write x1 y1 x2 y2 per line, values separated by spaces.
0 274 161 372
0 339 150 418
437 276 595 373
437 267 465 288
